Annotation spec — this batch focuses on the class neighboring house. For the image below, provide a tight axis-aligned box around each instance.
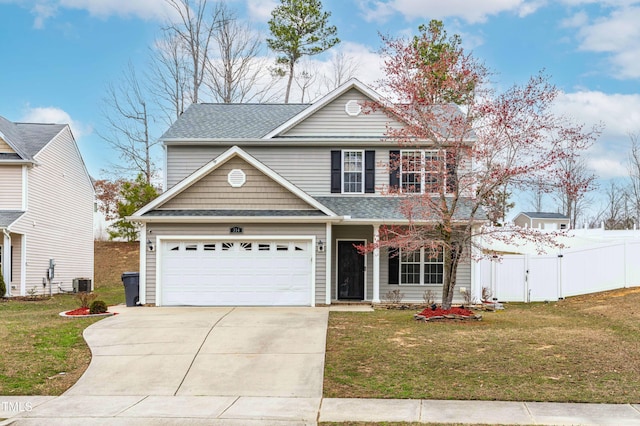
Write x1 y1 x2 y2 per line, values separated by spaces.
130 79 476 307
513 212 570 230
0 116 94 296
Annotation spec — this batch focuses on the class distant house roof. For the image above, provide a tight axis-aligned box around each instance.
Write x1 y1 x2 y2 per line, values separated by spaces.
160 104 310 140
0 116 66 161
518 212 570 220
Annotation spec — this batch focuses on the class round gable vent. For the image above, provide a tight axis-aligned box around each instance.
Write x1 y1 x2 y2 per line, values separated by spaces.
345 99 362 116
227 169 246 188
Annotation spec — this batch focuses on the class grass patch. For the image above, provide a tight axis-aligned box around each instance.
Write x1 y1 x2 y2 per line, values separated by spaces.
0 241 139 395
324 287 640 403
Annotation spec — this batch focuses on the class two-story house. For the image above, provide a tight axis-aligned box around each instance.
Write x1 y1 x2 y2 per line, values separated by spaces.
130 79 474 306
0 116 94 297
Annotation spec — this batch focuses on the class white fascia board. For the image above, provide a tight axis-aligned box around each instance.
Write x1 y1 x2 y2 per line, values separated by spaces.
0 160 35 165
128 215 344 224
131 145 338 218
263 78 392 139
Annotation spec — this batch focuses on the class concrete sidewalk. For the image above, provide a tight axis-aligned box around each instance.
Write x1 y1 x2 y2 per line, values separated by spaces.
2 395 640 425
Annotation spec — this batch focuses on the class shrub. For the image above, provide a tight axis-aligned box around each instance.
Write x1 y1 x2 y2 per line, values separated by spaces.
0 267 5 298
76 292 97 308
383 289 404 304
422 289 435 305
89 300 108 314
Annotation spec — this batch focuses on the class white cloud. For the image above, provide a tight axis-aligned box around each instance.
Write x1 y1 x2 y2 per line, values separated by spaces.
555 91 640 179
357 0 543 24
4 0 177 28
20 106 92 139
560 10 588 28
571 6 640 78
245 0 277 22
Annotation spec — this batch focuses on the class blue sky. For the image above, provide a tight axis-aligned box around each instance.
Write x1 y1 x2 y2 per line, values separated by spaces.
1 0 639 214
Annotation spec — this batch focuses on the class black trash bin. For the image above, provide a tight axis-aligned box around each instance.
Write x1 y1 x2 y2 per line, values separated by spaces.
121 272 140 307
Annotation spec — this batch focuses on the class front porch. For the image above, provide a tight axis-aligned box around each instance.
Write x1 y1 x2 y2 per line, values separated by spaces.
327 224 454 304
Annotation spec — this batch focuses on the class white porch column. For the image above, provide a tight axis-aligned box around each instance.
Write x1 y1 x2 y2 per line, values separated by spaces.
372 224 380 303
2 231 11 297
139 223 147 305
325 223 332 305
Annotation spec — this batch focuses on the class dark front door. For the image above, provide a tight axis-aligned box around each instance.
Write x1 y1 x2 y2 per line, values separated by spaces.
337 240 365 300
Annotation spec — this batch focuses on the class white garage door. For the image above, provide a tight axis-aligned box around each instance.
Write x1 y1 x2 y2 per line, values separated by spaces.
160 239 313 306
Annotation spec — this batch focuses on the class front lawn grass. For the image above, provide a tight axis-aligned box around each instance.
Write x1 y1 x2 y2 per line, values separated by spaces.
324 287 640 403
0 241 138 395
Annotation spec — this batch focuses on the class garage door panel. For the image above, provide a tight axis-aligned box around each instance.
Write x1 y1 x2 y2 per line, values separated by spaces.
160 239 313 306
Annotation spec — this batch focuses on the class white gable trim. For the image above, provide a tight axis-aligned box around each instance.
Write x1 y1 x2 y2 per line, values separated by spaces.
262 78 392 139
131 145 338 217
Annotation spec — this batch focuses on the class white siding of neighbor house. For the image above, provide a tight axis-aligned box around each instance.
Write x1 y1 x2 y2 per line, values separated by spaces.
282 88 404 138
0 137 15 153
0 166 23 209
144 223 327 306
11 127 94 295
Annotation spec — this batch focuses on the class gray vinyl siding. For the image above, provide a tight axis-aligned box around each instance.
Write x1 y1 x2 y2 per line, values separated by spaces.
0 165 23 209
283 88 403 138
11 128 94 295
144 223 326 306
167 145 402 196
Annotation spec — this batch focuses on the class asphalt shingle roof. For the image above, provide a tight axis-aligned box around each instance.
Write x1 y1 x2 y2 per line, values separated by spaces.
314 196 486 221
143 209 326 217
520 212 569 219
161 104 310 140
0 116 66 160
0 211 24 228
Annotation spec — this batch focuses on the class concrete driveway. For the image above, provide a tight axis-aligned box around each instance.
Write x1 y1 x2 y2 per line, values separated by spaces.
64 306 329 398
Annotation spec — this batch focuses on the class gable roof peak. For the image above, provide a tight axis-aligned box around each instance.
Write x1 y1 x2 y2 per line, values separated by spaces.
262 79 388 139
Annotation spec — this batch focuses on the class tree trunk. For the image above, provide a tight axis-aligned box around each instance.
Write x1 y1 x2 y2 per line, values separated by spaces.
284 62 295 103
441 243 461 310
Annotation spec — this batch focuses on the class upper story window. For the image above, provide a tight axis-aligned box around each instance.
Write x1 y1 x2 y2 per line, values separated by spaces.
400 150 444 194
342 150 364 193
331 150 375 194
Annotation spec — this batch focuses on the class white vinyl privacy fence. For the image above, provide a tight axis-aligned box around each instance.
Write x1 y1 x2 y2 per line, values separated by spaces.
475 240 640 302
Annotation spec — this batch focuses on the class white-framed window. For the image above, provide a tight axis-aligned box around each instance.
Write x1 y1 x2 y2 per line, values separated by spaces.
400 150 445 194
399 247 444 285
342 150 364 194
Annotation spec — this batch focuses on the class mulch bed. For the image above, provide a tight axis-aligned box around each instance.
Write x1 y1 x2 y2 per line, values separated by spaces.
415 306 482 322
59 307 115 318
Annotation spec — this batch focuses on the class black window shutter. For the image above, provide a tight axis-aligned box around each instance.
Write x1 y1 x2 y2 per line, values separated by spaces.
331 150 341 193
365 150 375 193
389 150 400 191
388 247 399 284
446 151 458 194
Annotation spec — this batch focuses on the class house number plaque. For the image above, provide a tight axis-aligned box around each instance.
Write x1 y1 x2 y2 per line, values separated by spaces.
230 226 243 234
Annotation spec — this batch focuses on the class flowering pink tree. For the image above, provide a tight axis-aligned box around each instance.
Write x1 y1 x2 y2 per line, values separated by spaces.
365 21 600 309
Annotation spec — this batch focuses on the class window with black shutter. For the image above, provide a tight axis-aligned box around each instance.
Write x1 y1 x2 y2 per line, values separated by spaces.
389 150 400 191
365 150 375 193
388 247 399 284
330 150 341 193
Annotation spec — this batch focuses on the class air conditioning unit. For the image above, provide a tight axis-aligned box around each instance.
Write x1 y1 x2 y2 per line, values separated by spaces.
73 278 92 293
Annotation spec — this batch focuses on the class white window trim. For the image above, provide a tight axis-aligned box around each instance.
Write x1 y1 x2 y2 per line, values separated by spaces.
398 247 444 286
341 149 365 194
399 149 446 194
